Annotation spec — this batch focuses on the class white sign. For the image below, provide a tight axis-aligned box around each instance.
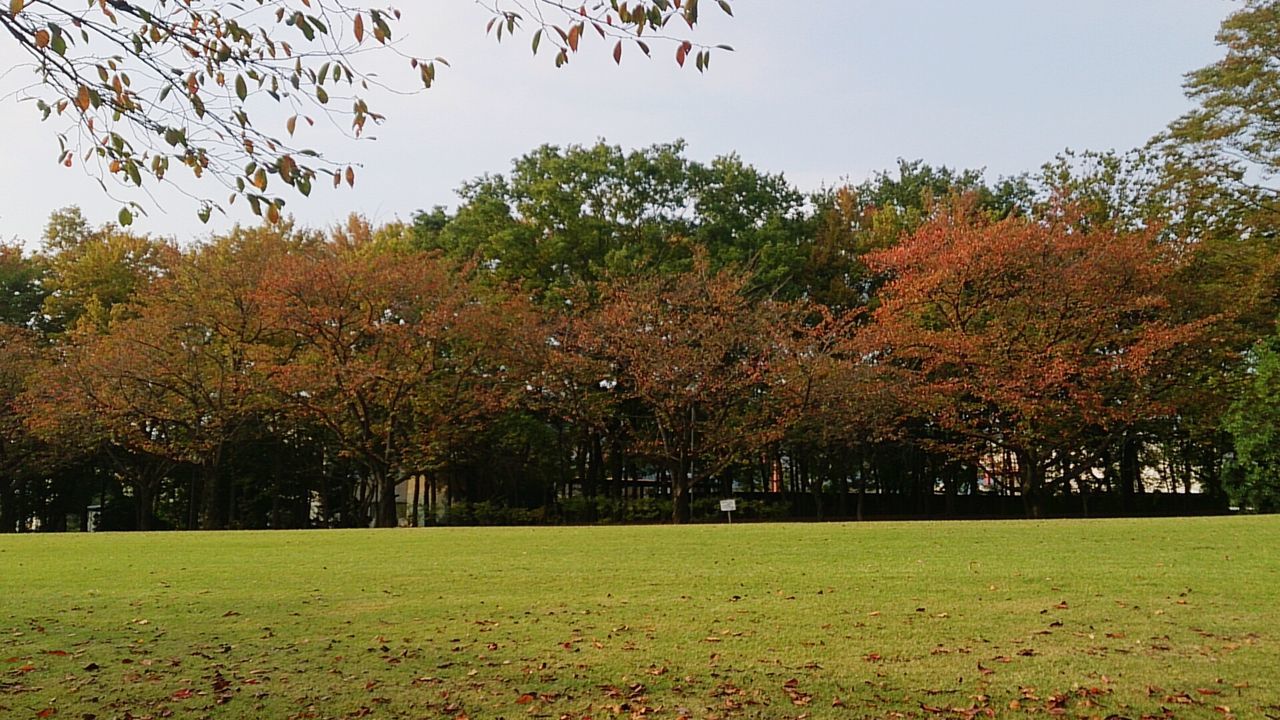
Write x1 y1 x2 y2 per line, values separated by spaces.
719 499 737 513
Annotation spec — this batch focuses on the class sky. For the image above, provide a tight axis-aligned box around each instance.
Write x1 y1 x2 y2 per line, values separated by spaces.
0 1 1236 248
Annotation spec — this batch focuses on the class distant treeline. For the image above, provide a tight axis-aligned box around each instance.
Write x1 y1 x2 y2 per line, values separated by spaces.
2 142 1279 530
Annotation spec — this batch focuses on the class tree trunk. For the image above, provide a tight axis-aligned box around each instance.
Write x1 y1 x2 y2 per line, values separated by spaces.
836 457 849 519
270 451 283 529
943 468 957 518
429 474 438 525
187 473 199 530
0 480 16 533
374 469 398 528
411 474 421 528
1120 433 1142 501
201 466 225 530
609 435 624 501
135 481 154 532
1018 450 1045 519
671 459 692 524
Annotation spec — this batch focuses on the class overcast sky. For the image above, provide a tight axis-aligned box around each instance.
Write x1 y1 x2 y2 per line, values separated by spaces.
0 1 1235 248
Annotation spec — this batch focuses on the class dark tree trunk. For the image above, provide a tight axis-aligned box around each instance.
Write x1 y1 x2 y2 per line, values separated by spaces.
1120 433 1142 500
187 473 199 530
201 464 227 530
0 480 16 533
671 458 692 524
411 474 421 528
135 481 154 532
609 435 625 502
856 457 870 522
943 467 958 518
836 457 849 519
428 474 438 525
374 470 398 528
270 451 284 529
1018 450 1045 519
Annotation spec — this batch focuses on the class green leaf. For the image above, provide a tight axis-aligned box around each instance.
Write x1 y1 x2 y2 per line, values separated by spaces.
50 26 67 56
9 0 25 16
235 74 247 101
118 207 133 226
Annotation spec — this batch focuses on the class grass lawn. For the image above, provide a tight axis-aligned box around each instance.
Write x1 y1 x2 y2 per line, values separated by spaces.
2 517 1278 719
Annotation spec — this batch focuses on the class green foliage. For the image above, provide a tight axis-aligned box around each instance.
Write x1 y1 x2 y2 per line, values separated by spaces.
0 243 46 327
37 208 175 334
1168 0 1280 182
429 141 807 298
1225 329 1280 511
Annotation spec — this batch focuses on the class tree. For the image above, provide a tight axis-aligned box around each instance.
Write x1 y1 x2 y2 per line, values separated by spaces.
0 244 46 327
256 233 531 527
0 325 47 531
1 1 735 224
1224 326 1280 511
38 208 176 334
67 225 312 530
588 257 787 523
867 201 1201 517
434 141 806 297
1164 1 1280 191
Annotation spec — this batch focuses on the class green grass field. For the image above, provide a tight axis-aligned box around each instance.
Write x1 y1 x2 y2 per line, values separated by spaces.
2 518 1278 720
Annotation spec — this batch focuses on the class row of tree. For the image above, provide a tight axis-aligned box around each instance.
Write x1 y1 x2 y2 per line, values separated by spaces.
3 0 1280 530
1 141 1276 530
